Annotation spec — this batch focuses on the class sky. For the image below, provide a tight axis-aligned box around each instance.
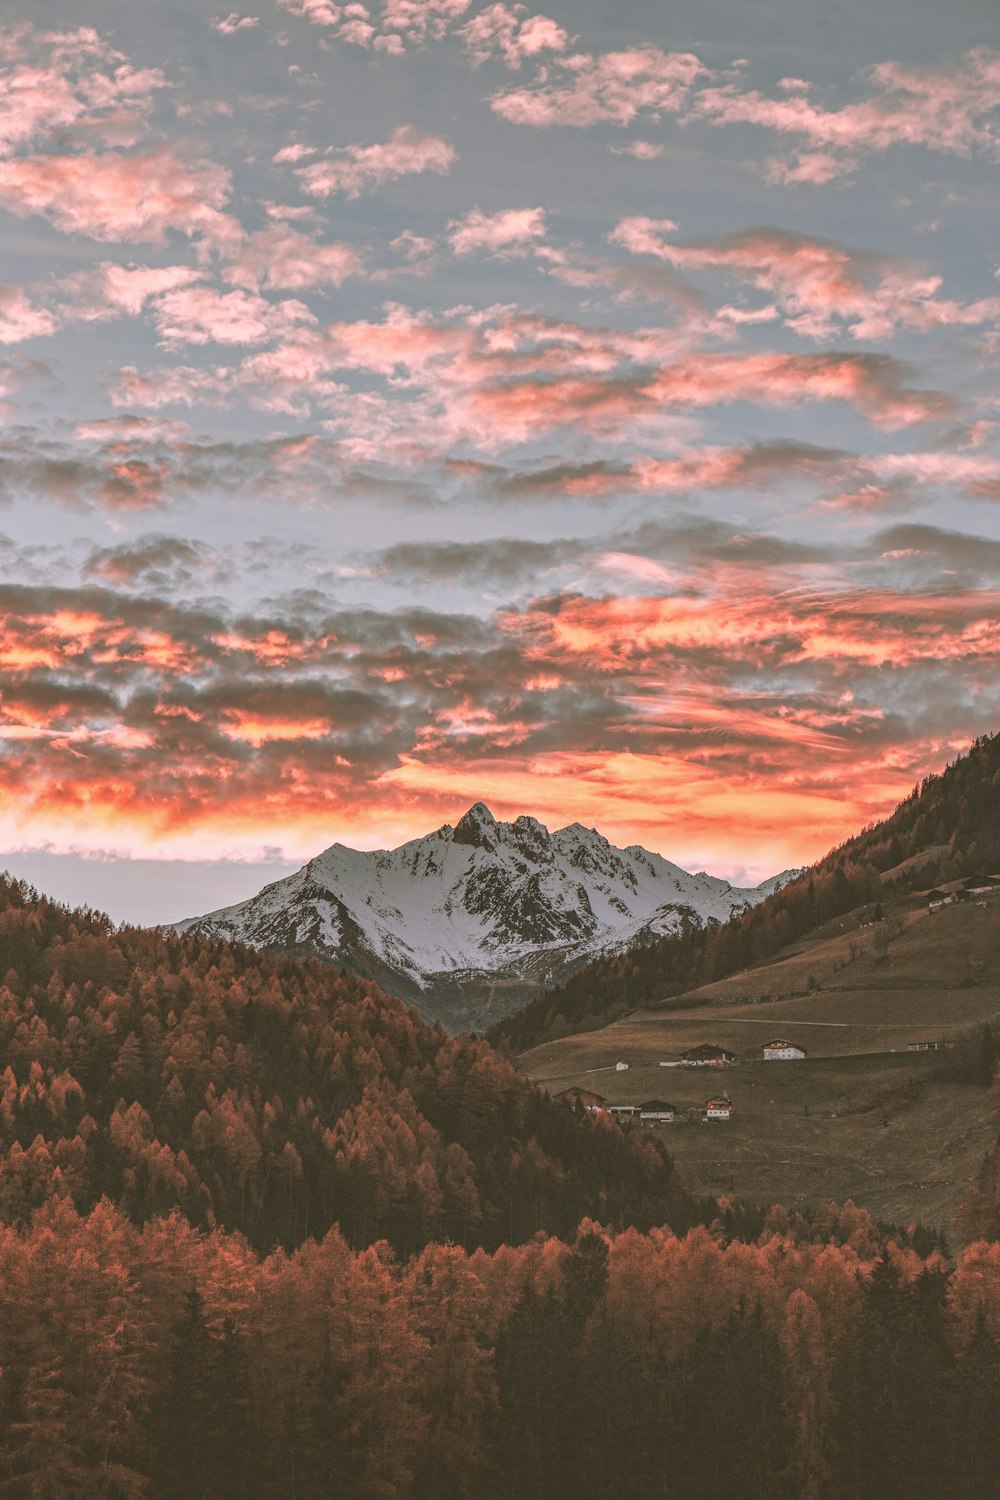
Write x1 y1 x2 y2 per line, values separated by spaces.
0 0 998 924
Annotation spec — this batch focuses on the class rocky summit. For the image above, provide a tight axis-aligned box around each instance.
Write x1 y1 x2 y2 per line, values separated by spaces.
177 804 796 1031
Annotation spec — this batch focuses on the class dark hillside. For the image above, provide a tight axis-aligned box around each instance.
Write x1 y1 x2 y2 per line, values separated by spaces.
490 732 1000 1054
0 874 697 1256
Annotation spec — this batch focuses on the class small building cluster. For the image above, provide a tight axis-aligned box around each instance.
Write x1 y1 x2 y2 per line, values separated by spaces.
555 1089 733 1124
682 1043 737 1066
927 875 1000 910
906 1039 956 1052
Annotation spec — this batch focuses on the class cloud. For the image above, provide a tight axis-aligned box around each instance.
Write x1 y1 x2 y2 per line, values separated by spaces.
211 13 260 33
149 285 316 348
0 285 57 343
0 547 997 871
110 304 952 448
0 24 167 157
693 47 1000 181
609 220 1000 340
379 0 473 44
0 146 232 244
84 536 207 588
490 46 706 127
275 0 344 23
274 0 472 51
609 140 664 159
222 223 364 290
0 424 412 514
293 126 455 198
459 5 569 69
447 206 546 255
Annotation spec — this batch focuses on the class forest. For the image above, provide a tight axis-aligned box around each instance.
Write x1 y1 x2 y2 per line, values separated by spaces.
0 844 998 1495
0 1200 999 1498
489 731 1000 1053
0 876 698 1256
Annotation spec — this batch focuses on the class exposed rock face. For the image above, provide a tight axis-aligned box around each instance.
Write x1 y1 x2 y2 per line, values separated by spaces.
177 806 797 1031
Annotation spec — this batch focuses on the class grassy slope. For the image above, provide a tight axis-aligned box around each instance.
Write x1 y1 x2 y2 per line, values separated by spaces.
519 892 1000 1242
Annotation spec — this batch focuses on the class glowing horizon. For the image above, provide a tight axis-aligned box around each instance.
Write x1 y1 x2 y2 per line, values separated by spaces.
0 1 997 922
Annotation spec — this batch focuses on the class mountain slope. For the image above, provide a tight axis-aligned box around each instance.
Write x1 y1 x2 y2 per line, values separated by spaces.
0 872 699 1257
490 731 1000 1054
177 802 795 1031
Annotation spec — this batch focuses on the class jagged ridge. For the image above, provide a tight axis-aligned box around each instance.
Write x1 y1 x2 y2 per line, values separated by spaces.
177 802 796 1030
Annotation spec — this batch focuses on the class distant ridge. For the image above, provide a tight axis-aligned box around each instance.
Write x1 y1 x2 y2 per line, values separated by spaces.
177 804 796 1031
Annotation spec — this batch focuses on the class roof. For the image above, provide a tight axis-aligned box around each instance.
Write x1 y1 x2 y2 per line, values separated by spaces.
639 1099 678 1112
705 1096 732 1109
554 1087 608 1107
682 1043 736 1059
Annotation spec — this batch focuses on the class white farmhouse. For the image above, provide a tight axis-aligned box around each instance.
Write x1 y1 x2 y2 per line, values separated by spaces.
762 1037 807 1061
705 1096 733 1120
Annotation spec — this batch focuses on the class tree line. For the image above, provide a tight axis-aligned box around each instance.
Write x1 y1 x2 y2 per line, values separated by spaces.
0 1198 995 1498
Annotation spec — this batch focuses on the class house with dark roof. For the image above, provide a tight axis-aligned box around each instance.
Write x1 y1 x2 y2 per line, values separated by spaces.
682 1044 737 1066
553 1087 609 1114
638 1099 679 1125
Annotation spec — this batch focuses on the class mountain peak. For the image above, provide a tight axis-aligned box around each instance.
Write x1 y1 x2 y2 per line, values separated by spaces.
179 805 791 1031
452 802 499 848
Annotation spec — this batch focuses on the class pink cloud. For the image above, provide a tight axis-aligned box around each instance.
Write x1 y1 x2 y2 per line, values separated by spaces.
276 0 470 50
276 0 343 23
111 304 951 443
0 146 232 244
491 46 706 127
610 219 1000 340
211 13 260 32
294 126 455 199
97 263 205 316
448 206 546 255
0 264 204 346
0 285 57 344
149 286 316 349
610 140 664 159
0 25 167 157
111 365 233 410
223 224 364 290
459 4 569 68
379 0 472 43
272 143 317 164
693 47 1000 180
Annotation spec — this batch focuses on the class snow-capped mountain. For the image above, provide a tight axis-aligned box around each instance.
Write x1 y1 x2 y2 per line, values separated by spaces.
176 803 798 1031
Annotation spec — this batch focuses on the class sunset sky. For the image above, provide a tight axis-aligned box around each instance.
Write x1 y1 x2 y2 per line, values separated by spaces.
0 0 998 922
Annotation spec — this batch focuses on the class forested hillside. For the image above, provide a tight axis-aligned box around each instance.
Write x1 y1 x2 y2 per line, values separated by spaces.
0 1202 997 1498
490 733 1000 1054
0 875 696 1256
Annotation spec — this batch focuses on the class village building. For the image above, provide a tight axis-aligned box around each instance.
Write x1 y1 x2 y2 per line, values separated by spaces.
638 1099 679 1125
705 1096 733 1121
681 1044 737 1067
762 1037 807 1061
928 875 1000 911
608 1104 638 1121
906 1040 956 1052
553 1087 609 1114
